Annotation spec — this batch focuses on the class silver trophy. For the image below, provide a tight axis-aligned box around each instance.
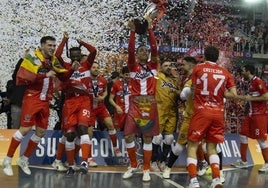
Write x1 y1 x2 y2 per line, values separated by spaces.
133 2 161 35
144 2 159 20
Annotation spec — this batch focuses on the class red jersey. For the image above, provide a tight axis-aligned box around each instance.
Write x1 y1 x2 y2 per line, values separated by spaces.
88 75 107 108
248 76 268 115
55 38 97 97
127 29 158 96
191 61 235 112
110 79 131 113
17 49 72 101
63 61 91 97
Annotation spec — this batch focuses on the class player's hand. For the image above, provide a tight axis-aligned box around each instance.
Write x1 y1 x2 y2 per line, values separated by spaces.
72 61 80 71
46 70 56 78
77 39 82 44
128 18 135 31
63 32 69 39
116 106 123 114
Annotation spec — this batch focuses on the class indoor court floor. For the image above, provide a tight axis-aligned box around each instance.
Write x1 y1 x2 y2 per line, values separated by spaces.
1 164 268 188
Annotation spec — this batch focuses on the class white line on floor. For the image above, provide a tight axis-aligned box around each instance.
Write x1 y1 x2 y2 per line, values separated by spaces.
154 173 185 188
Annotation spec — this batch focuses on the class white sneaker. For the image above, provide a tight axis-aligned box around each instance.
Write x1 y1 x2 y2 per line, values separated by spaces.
231 159 248 168
210 177 223 188
197 160 209 176
122 167 138 179
52 160 67 172
150 161 160 172
88 158 98 167
17 156 31 175
220 170 225 183
189 177 200 188
142 170 151 181
2 157 13 176
162 167 171 179
258 163 268 172
158 161 166 172
113 147 123 157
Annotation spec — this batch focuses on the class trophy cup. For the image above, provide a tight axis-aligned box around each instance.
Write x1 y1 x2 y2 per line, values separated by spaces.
133 0 168 35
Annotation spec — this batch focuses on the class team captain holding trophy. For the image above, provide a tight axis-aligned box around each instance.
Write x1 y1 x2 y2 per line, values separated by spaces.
122 0 168 182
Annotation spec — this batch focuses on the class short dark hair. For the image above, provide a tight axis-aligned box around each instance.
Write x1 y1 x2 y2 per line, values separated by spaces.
122 66 130 74
69 47 81 52
111 71 120 79
40 36 56 44
243 65 255 75
183 56 197 64
204 46 219 62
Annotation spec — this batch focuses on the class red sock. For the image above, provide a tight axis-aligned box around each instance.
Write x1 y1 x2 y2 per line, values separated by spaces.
211 163 220 179
80 143 89 162
143 150 152 170
88 144 92 158
66 149 75 166
240 143 248 162
24 139 39 158
109 134 117 147
188 163 197 179
7 137 21 158
56 142 65 160
261 148 268 163
127 147 137 168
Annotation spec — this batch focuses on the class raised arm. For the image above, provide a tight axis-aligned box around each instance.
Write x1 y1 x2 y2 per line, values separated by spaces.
147 18 158 63
77 39 97 68
55 32 69 64
127 19 136 68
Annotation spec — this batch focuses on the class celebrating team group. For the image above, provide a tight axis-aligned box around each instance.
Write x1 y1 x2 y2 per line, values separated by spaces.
2 16 268 188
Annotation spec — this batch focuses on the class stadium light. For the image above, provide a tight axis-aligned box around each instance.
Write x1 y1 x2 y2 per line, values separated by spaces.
244 0 262 3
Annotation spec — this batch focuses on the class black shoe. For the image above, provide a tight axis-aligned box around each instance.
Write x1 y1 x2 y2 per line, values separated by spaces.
79 162 88 174
66 167 75 177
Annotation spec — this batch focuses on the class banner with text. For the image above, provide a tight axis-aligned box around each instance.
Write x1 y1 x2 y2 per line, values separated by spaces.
16 131 267 166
